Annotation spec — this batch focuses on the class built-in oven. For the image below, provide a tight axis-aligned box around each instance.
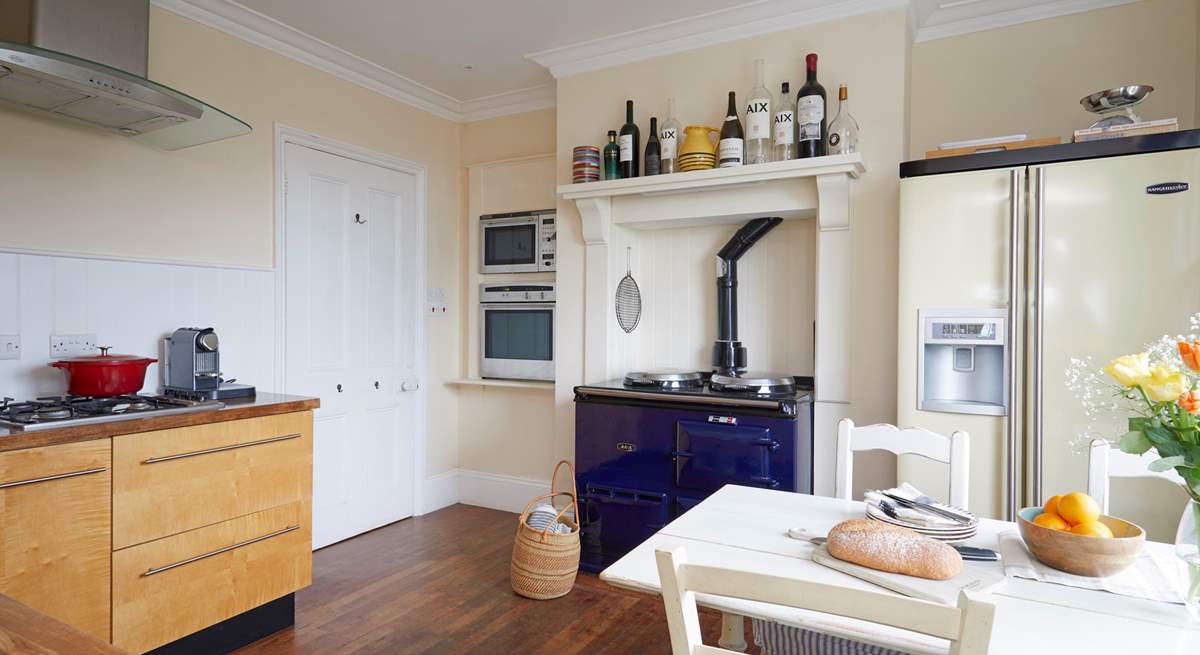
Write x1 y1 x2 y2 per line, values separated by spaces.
479 283 555 382
479 209 556 274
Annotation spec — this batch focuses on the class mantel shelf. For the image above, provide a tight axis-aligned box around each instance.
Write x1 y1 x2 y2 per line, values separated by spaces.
557 153 864 202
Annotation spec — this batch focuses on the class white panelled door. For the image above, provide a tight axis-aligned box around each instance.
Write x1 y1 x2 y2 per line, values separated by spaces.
284 143 420 549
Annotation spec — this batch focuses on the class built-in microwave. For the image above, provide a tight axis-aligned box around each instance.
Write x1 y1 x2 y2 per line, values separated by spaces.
480 210 556 274
479 283 554 382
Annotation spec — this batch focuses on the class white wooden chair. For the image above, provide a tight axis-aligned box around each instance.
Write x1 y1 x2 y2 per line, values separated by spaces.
655 545 996 655
835 419 970 509
1087 439 1185 513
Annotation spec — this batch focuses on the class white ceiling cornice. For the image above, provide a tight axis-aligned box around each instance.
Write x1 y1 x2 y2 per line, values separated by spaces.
526 0 908 79
912 0 1141 43
150 0 555 123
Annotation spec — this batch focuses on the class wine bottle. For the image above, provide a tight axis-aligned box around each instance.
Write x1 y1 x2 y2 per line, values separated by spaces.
660 97 681 174
603 130 620 180
827 84 860 155
644 117 661 175
718 91 744 168
774 82 795 161
619 100 640 178
796 53 827 158
744 58 772 164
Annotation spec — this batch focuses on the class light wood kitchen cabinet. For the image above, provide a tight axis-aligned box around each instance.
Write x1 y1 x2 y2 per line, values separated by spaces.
112 411 313 549
0 440 111 641
112 500 312 653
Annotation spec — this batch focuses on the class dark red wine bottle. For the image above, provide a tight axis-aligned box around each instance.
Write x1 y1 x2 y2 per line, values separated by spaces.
796 53 827 158
718 91 744 168
644 117 661 175
619 100 640 178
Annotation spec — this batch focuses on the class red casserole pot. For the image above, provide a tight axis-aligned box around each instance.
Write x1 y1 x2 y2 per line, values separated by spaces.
50 347 157 397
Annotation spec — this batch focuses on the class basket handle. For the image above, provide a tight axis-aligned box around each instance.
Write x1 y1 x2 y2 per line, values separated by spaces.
516 491 577 542
549 459 579 532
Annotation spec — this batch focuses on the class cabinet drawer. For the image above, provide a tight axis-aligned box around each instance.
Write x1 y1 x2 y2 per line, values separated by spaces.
113 411 312 549
0 440 111 641
112 500 312 653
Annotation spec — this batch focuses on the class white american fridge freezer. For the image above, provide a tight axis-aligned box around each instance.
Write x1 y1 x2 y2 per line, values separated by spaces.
897 133 1200 524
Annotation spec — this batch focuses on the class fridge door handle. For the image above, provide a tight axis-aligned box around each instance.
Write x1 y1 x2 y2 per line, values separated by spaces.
1031 167 1046 508
1006 168 1021 521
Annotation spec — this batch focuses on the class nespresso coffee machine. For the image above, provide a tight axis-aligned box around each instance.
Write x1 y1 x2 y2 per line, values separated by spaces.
163 327 255 401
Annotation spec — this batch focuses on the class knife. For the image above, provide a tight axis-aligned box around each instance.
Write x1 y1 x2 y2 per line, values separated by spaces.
792 533 999 562
880 491 974 525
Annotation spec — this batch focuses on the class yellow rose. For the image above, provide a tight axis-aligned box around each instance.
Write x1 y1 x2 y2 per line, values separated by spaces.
1142 364 1188 402
1103 353 1151 388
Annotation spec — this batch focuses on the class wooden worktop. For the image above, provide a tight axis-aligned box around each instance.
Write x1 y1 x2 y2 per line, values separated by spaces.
0 594 129 655
0 393 320 453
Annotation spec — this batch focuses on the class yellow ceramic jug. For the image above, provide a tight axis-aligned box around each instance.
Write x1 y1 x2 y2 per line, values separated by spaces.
678 125 719 171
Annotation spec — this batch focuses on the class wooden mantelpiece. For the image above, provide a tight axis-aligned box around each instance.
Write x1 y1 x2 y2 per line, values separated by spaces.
558 154 865 497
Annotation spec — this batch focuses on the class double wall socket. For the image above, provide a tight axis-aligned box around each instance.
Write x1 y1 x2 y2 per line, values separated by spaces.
50 334 98 358
0 335 19 360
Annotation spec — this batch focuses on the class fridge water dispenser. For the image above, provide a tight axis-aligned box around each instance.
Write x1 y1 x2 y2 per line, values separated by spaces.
917 309 1007 416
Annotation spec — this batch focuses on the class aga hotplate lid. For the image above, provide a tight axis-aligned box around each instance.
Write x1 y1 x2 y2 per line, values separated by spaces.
624 369 704 390
709 372 796 395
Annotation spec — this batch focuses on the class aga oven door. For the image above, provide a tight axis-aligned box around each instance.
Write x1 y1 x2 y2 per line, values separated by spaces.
479 303 554 381
675 418 786 493
480 216 539 273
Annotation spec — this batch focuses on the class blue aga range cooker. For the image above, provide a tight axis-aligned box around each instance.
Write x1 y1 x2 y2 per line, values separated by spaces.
574 373 813 572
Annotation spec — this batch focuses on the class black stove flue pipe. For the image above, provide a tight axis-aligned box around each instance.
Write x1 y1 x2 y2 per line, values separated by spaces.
712 217 783 375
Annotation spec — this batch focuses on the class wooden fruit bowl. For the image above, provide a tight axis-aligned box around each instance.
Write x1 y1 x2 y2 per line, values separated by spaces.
1017 507 1145 577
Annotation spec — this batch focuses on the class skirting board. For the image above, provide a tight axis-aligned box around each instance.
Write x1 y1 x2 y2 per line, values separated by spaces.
421 469 551 515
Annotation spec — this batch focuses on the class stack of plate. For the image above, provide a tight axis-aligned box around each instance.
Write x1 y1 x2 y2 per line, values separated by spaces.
678 152 715 172
865 501 979 542
573 145 601 183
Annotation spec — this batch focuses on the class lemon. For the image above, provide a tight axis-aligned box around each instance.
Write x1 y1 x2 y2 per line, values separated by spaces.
1043 494 1062 516
1069 521 1113 539
1032 512 1069 531
1056 492 1100 526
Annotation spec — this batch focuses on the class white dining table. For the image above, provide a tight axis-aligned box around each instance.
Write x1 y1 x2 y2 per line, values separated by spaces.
599 485 1200 654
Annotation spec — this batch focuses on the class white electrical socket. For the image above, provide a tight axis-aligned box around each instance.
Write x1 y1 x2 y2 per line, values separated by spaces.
0 335 19 360
50 333 98 358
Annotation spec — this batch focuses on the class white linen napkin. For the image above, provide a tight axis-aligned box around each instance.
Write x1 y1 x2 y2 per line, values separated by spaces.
997 530 1184 604
863 482 969 528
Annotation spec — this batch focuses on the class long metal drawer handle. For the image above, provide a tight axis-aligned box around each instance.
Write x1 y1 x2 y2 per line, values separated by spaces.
0 466 107 490
142 524 301 577
142 433 302 464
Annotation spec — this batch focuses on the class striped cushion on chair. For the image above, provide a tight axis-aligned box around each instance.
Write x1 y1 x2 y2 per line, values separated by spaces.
752 619 910 655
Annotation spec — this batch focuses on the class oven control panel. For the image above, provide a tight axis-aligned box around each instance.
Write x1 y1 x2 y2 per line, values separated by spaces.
539 216 556 271
479 283 556 303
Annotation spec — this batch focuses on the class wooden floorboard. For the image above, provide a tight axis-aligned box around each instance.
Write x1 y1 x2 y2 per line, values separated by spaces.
235 504 761 655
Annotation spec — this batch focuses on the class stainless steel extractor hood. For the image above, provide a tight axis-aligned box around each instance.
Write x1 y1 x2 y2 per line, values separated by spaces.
0 0 250 149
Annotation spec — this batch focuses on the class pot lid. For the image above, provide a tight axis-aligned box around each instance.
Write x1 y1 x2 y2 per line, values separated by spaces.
53 346 156 364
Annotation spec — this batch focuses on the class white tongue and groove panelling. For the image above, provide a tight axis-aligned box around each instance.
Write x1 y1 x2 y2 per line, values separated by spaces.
0 252 276 401
608 219 816 377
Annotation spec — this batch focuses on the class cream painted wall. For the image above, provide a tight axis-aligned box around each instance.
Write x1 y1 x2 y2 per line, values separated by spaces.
910 0 1198 158
554 8 911 492
0 8 463 481
462 109 557 166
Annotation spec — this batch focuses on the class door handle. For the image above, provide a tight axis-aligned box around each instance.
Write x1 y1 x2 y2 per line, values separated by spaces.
354 213 367 224
142 525 300 577
0 466 107 489
401 380 420 392
142 433 301 464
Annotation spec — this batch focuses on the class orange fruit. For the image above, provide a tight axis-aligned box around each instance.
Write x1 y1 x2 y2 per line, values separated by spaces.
1057 492 1100 526
1032 512 1069 531
1043 494 1062 516
1069 521 1113 539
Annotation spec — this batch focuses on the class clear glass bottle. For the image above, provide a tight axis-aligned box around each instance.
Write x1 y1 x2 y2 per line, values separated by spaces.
744 58 772 164
827 84 860 155
660 97 681 174
773 82 794 161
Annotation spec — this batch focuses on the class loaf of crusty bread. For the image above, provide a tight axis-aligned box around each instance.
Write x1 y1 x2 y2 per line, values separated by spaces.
826 519 962 580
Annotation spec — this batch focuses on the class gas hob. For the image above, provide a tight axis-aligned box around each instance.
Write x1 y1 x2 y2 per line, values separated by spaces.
0 394 224 432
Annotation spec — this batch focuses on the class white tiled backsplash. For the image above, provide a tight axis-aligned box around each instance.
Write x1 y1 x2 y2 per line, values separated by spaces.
0 253 277 401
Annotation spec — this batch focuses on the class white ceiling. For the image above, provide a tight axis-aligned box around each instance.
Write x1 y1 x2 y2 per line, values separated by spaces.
159 0 1141 121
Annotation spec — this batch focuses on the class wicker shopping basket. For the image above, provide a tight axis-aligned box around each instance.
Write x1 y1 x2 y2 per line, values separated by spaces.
510 460 580 600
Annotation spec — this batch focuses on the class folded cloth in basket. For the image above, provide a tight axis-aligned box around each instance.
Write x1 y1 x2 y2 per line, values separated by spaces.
525 502 572 535
863 482 971 528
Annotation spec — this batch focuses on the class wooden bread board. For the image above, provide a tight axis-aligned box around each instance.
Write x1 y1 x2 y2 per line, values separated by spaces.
811 544 1007 606
925 136 1061 159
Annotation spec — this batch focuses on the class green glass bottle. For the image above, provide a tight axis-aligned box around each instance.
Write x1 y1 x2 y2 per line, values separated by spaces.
603 130 620 180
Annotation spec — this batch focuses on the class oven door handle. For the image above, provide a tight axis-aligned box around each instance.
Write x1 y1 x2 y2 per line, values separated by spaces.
580 491 664 508
750 475 782 489
670 450 693 460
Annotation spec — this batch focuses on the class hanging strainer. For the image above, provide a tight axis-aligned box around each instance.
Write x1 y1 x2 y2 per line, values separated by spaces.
615 246 642 333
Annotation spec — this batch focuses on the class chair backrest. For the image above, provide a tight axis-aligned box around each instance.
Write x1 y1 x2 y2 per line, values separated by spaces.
1087 439 1185 513
655 546 995 655
835 419 970 508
